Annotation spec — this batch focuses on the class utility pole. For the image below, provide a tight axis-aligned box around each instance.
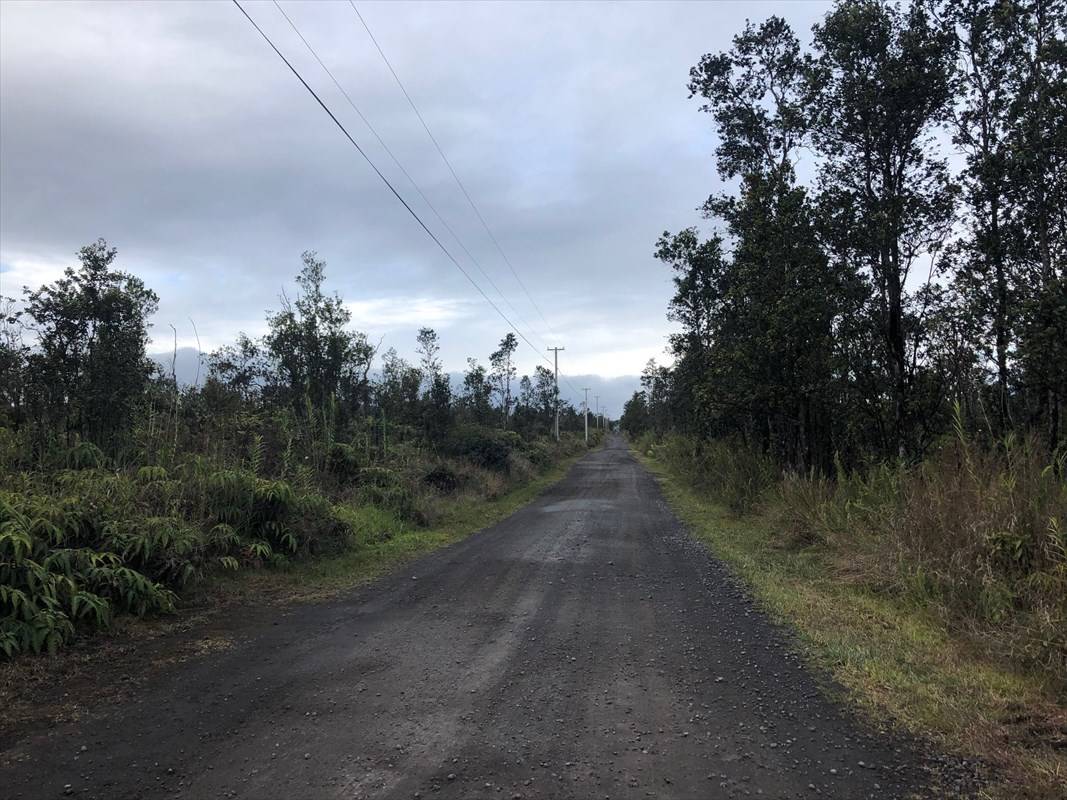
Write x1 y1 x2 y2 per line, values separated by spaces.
594 395 600 430
582 387 590 444
547 346 564 441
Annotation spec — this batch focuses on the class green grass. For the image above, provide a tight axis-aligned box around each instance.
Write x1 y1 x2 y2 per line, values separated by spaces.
202 454 580 604
638 451 1067 800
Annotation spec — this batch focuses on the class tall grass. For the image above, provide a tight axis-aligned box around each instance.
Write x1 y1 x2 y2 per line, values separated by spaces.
649 426 1067 682
780 435 1067 680
644 433 777 514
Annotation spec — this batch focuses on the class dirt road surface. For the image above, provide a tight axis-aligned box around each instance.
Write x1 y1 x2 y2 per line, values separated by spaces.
1 436 973 799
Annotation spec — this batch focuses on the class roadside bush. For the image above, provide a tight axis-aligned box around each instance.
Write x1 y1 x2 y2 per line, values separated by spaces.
445 425 515 472
327 443 364 481
634 431 658 457
447 459 506 500
709 430 1067 681
68 441 106 471
290 492 352 554
423 462 460 494
506 451 536 485
1 417 574 660
0 455 355 658
359 465 400 488
202 469 351 557
0 489 175 657
358 483 423 524
522 439 554 470
657 435 777 514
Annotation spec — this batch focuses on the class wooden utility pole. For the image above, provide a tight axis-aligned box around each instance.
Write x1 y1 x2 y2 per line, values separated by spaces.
547 347 564 440
582 387 590 444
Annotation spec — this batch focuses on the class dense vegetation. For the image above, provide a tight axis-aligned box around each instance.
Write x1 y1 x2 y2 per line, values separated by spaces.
0 245 596 658
623 0 1066 684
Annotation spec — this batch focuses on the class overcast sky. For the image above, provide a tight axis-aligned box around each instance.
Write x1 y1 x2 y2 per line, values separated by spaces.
0 0 832 407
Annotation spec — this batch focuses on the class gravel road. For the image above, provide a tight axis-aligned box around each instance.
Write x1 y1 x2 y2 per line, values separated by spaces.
1 435 973 799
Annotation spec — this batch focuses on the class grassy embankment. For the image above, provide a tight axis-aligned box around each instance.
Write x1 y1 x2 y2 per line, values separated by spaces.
635 435 1066 800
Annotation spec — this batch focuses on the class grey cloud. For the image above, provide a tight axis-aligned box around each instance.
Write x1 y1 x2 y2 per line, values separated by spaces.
1 0 833 397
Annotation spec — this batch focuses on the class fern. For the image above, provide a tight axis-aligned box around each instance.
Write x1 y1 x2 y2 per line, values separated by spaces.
68 442 106 471
248 434 265 476
136 465 168 483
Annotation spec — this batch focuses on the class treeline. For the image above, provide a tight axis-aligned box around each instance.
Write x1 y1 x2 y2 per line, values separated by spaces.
0 242 595 657
622 0 1066 469
624 0 1067 685
1 244 589 466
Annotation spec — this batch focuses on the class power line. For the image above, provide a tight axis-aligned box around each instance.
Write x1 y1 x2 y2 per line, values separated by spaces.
348 1 562 346
231 0 555 372
270 0 550 352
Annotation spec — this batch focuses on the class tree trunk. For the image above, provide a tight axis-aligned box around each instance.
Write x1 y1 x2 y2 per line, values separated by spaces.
989 192 1012 429
885 243 907 459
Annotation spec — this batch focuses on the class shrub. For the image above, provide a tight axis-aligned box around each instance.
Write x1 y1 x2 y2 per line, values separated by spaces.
0 490 174 657
506 451 536 484
446 425 515 472
522 439 554 469
290 492 352 554
423 462 460 494
327 443 363 481
1 416 573 660
656 435 777 514
68 442 106 471
104 516 203 587
770 433 1067 679
359 465 399 488
358 483 422 524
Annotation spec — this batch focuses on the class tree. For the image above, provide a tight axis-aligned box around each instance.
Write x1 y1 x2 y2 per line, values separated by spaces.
942 0 1024 428
489 333 518 428
0 298 28 433
640 359 674 436
207 333 265 403
812 0 958 456
377 348 420 427
23 239 158 454
620 390 650 437
416 327 442 388
1002 0 1067 448
688 15 815 179
532 366 557 420
682 15 843 466
264 251 372 417
462 358 493 425
416 328 451 443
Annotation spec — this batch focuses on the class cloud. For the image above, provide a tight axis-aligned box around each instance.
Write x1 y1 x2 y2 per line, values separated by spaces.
0 251 69 298
345 296 472 330
1 0 832 377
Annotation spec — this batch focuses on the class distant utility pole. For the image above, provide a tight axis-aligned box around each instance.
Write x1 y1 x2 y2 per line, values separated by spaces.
582 387 591 444
594 395 600 430
547 346 564 441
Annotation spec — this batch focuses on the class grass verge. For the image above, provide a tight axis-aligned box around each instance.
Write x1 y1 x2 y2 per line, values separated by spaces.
638 451 1067 800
